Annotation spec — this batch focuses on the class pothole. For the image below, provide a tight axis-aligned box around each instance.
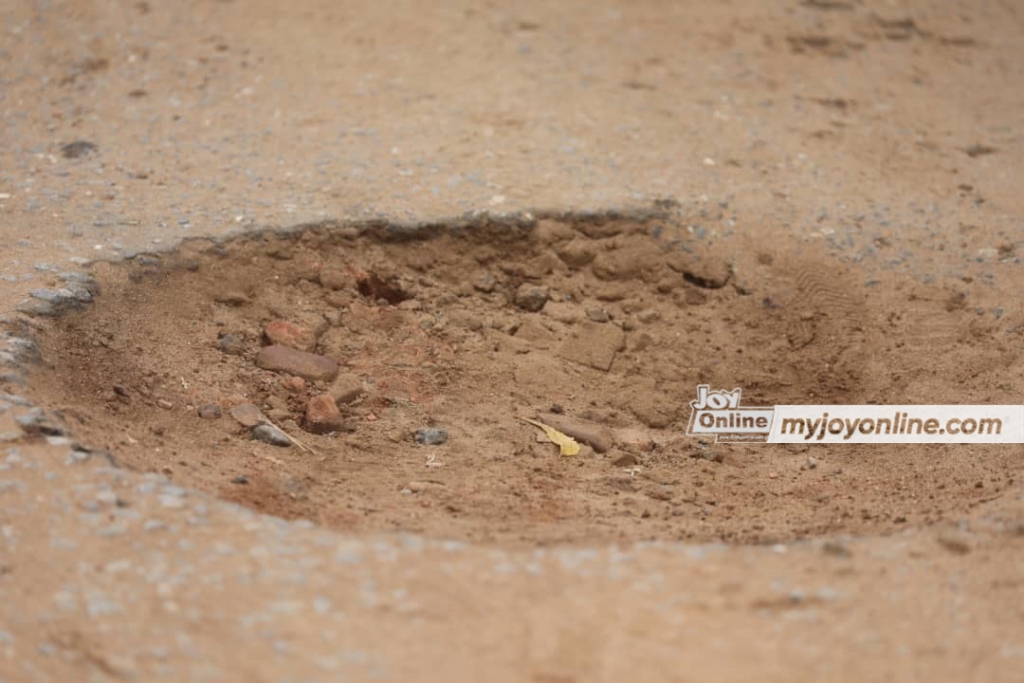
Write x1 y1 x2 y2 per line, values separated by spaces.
23 213 1023 545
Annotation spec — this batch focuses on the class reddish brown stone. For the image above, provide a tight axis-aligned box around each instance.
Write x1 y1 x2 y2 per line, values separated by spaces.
263 320 317 352
256 345 338 382
229 403 265 428
304 393 345 434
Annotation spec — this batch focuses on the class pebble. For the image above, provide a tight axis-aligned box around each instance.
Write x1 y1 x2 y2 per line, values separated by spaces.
60 140 97 158
157 399 173 410
252 424 292 447
318 268 353 291
636 309 660 324
217 333 246 356
329 373 364 405
553 239 597 268
514 284 550 312
29 287 90 310
304 394 345 434
229 403 266 428
473 272 497 293
821 540 851 558
614 427 655 452
612 453 640 467
256 345 339 382
15 408 64 436
197 403 222 419
213 290 250 306
414 428 448 446
584 307 610 323
263 320 317 352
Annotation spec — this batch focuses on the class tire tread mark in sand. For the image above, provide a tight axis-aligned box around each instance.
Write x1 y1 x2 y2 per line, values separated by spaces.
766 250 869 400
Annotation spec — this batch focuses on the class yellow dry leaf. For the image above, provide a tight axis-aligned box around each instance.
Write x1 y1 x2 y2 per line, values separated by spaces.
520 417 581 456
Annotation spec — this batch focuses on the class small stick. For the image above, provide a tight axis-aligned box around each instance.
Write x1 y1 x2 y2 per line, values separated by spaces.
259 417 318 455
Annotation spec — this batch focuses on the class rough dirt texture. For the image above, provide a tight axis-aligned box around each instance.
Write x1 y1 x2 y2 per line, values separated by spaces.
1 0 1024 681
31 216 1024 549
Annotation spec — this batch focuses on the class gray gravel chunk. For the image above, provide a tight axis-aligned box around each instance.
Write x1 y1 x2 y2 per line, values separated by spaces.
253 424 292 447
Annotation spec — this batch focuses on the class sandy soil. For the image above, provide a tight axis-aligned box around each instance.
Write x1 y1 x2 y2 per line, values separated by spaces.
1 0 1023 681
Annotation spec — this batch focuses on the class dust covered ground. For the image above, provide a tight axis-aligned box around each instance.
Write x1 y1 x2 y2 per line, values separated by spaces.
1 0 1024 681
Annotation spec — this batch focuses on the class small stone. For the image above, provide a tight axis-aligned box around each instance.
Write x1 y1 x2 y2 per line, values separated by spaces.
414 428 448 445
553 239 597 268
256 345 338 382
229 403 265 428
231 476 249 485
31 287 90 305
473 272 497 293
156 399 173 410
614 427 655 452
612 453 640 467
15 408 64 436
514 284 550 312
263 320 317 352
217 333 246 356
585 307 610 323
283 376 307 392
213 290 249 306
636 309 660 324
821 540 851 558
318 268 353 291
304 394 345 434
197 404 222 419
252 424 292 447
805 455 819 469
325 291 352 308
60 140 97 159
329 373 364 405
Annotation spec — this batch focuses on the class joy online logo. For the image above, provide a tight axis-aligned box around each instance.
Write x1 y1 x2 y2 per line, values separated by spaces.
685 385 1023 444
686 384 774 443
